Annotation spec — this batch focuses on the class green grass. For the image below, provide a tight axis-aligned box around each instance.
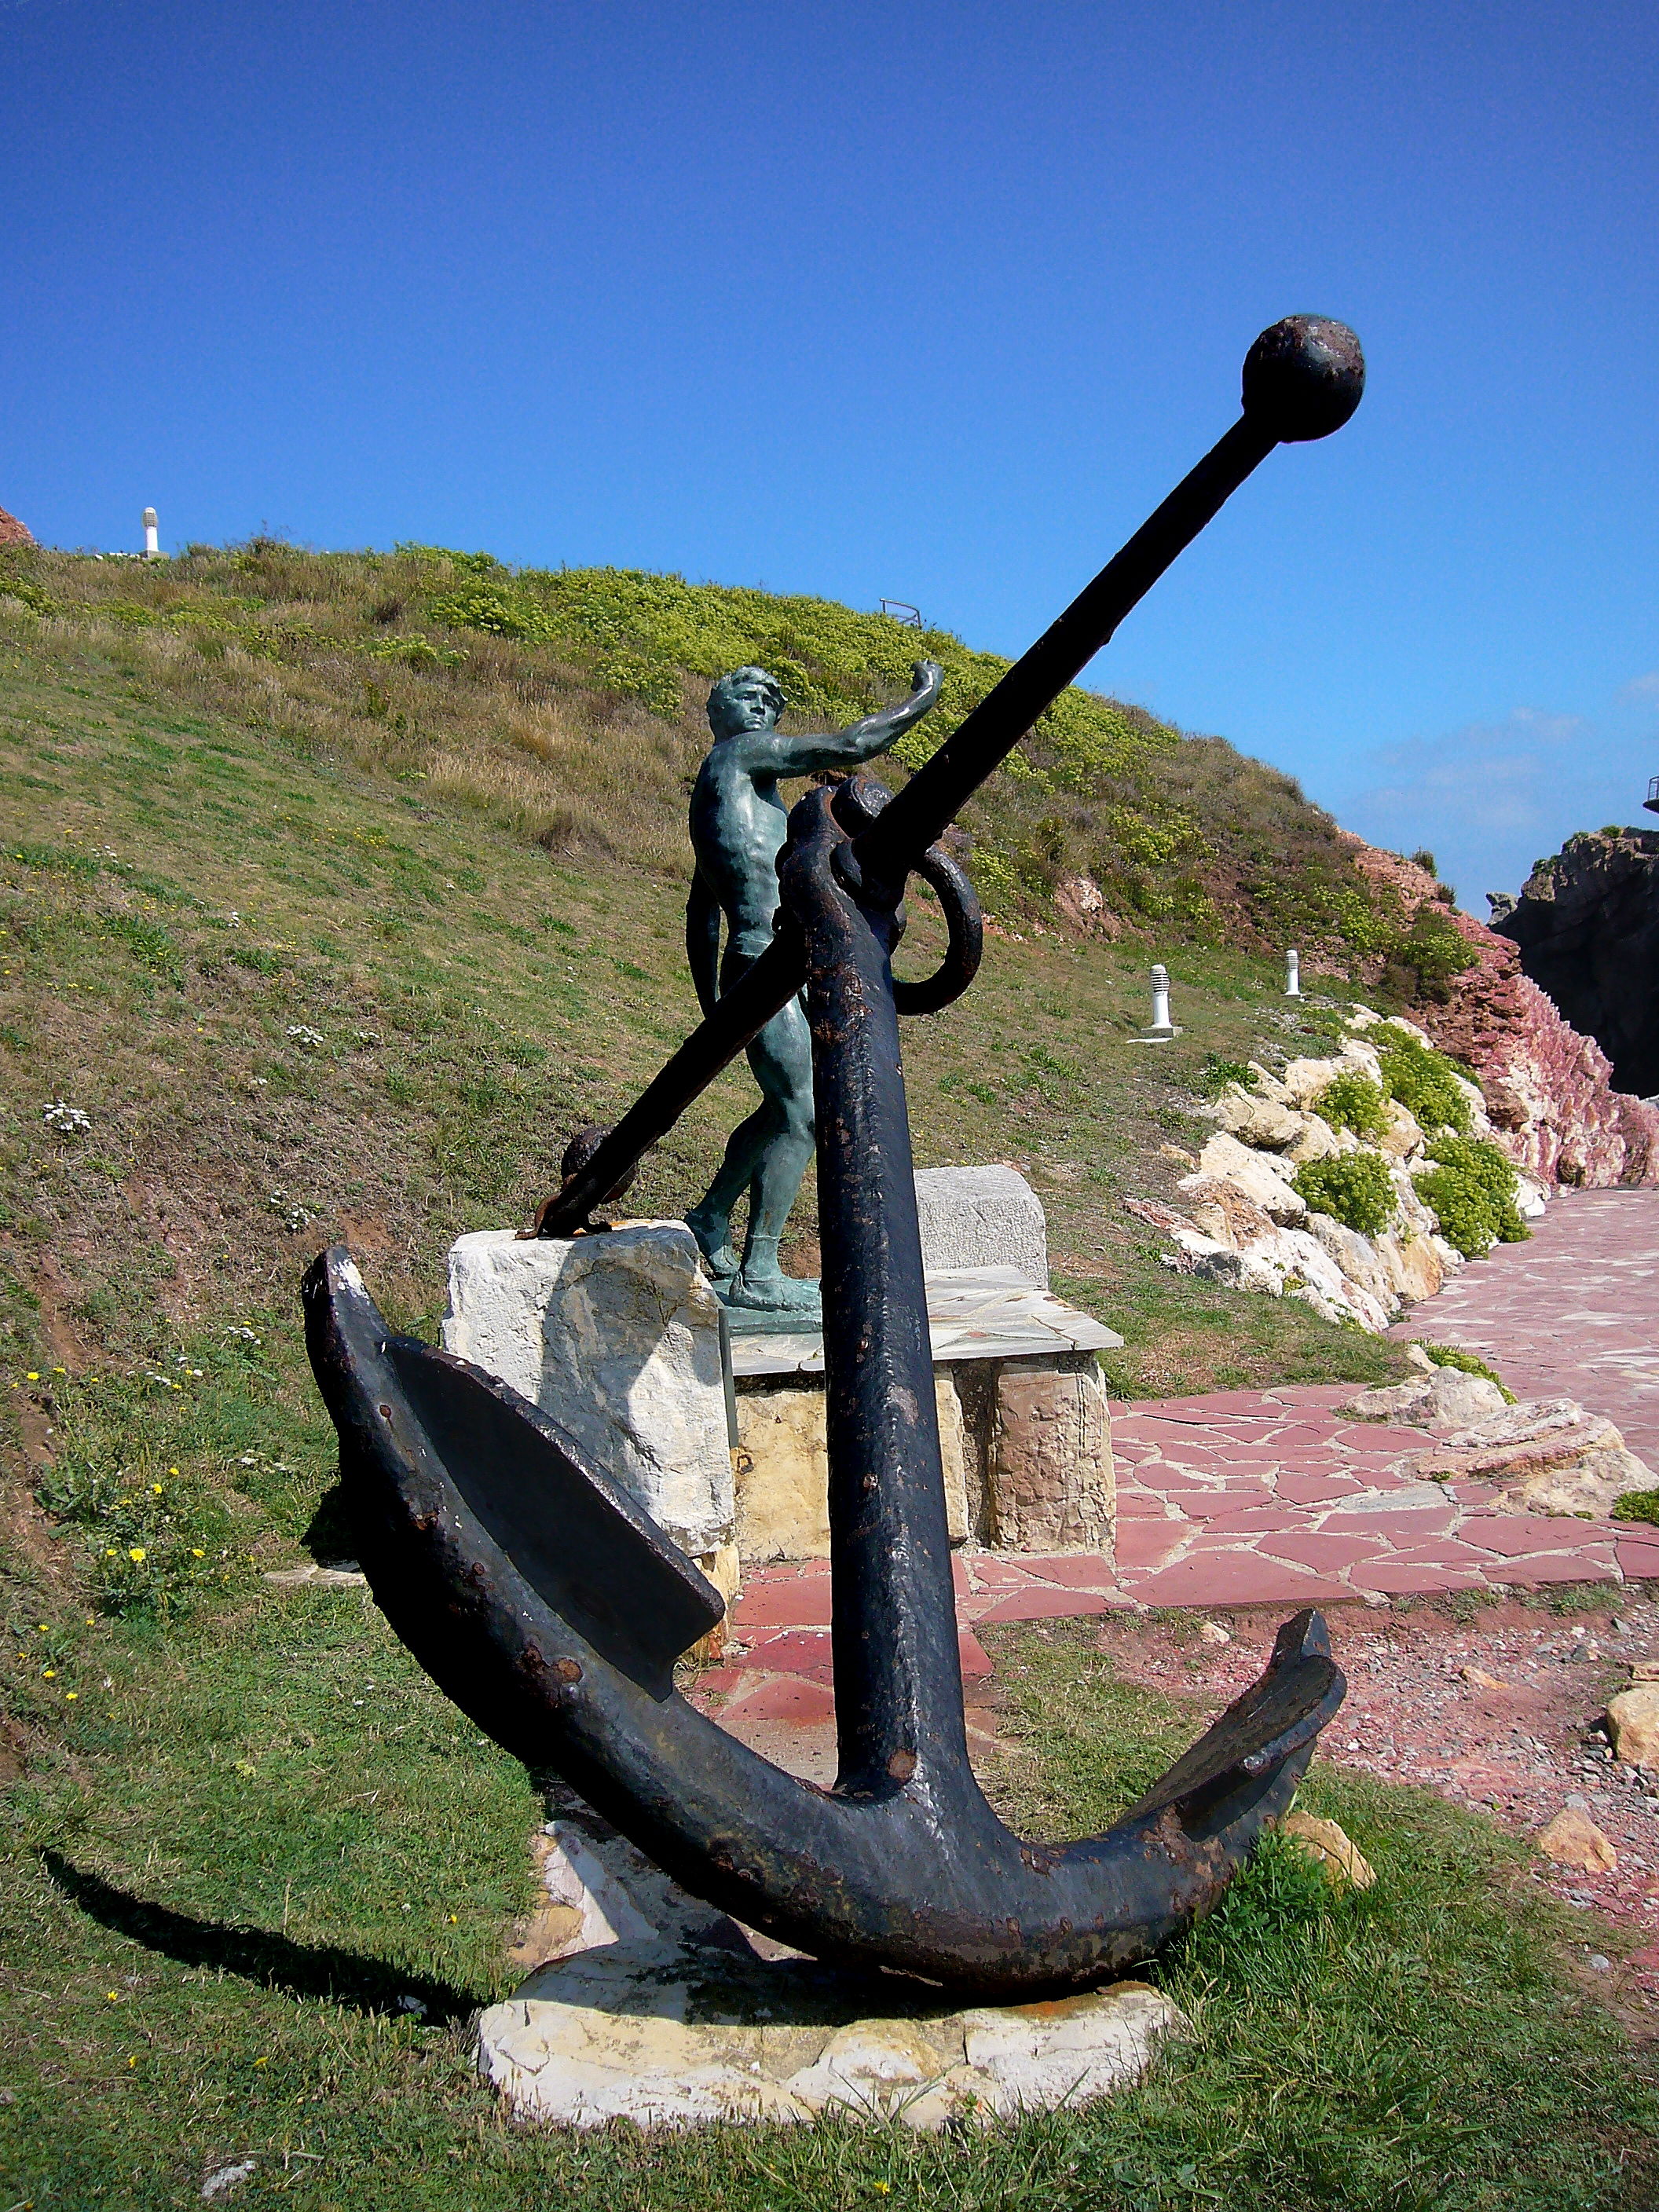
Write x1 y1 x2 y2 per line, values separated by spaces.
12 575 1595 2209
0 536 1447 967
5 1612 1652 2210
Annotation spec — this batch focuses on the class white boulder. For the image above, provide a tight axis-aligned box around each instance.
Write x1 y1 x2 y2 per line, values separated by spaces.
443 1225 734 1558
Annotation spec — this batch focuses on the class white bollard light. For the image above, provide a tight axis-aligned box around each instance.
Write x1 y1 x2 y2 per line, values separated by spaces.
142 507 159 559
1285 948 1302 998
1148 962 1174 1036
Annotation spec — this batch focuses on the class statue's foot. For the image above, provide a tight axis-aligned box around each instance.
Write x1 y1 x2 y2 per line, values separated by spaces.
686 1216 740 1284
725 1269 822 1315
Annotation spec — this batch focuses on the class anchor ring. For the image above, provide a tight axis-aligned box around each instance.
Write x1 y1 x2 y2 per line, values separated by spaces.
892 841 982 1016
830 773 983 1016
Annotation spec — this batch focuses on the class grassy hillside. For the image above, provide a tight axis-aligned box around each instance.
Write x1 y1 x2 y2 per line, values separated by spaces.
1 537 1425 959
2 573 1653 2210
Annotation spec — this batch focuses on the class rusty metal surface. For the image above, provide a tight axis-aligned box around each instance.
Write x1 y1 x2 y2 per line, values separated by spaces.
305 316 1364 1991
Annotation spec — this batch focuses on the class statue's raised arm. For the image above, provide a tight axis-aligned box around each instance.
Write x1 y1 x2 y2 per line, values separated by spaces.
759 658 943 780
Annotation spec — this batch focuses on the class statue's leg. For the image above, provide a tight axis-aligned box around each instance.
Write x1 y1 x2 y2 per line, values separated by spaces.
686 1104 775 1281
729 995 818 1313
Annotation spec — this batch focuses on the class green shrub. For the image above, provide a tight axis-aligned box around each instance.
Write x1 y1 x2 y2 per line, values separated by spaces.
1292 1149 1396 1238
427 584 551 643
1394 904 1479 999
1612 1489 1659 1525
1374 1023 1473 1133
1414 1134 1529 1258
0 570 57 616
1317 1069 1390 1139
1412 1340 1516 1401
1197 1053 1253 1097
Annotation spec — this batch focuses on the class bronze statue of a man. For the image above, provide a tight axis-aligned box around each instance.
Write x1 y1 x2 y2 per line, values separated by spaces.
685 659 943 1312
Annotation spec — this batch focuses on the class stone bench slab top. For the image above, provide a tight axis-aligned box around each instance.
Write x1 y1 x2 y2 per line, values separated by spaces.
728 1266 1123 1379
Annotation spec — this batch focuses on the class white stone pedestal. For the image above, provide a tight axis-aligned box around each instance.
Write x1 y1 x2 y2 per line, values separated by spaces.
442 1224 735 1570
479 1787 1188 2130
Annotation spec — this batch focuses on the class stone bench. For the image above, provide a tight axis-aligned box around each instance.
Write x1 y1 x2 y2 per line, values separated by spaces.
729 1268 1120 1560
441 1170 1122 1600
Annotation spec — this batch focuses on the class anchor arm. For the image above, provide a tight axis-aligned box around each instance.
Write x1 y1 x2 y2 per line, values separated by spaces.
305 1243 1342 1993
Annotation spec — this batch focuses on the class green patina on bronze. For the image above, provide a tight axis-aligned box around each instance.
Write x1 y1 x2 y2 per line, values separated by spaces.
683 658 943 1313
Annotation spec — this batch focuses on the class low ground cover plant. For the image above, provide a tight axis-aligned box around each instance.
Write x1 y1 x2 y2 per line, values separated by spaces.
1315 1068 1390 1139
1415 1133 1530 1257
1292 1148 1396 1238
1373 1022 1473 1134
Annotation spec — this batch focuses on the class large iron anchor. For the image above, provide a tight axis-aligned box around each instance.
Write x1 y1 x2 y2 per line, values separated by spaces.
305 317 1364 1994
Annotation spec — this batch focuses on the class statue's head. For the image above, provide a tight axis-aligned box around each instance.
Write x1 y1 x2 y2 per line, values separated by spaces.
707 665 785 739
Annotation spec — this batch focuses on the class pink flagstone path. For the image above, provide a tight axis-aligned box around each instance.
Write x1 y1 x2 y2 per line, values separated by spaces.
711 1383 1655 1726
706 1194 1659 1721
1390 1185 1659 1465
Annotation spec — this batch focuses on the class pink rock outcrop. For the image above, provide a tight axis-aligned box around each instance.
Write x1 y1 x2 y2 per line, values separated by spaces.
1342 835 1659 1188
0 504 32 548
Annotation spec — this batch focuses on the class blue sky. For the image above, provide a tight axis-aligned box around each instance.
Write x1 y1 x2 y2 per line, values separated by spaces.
4 0 1655 907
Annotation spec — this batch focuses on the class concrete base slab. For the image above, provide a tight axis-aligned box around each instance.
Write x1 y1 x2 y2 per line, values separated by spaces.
478 1779 1186 2130
479 1955 1186 2130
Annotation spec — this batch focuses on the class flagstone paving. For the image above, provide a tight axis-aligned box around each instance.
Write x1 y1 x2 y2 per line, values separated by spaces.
709 1188 1659 1709
1393 1185 1659 1463
691 1192 1659 1989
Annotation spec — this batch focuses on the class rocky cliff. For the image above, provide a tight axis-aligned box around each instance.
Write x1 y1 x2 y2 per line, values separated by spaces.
1492 829 1659 1100
1342 835 1659 1187
0 504 32 548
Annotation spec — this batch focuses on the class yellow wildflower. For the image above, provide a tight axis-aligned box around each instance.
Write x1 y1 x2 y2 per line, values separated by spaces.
65 1690 78 1701
42 1668 55 1678
127 1547 145 1563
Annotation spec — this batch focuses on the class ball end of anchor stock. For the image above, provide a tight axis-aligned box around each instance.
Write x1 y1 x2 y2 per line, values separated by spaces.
1242 316 1364 443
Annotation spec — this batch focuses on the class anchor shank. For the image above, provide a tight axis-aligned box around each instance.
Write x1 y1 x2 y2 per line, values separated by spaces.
782 796 971 1800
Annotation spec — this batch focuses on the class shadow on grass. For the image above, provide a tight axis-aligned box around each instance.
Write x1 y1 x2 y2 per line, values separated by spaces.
41 1850 483 2024
300 1477 358 1565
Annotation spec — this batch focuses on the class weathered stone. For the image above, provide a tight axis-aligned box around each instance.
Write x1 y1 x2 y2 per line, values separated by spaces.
989 1356 1113 1551
1212 1083 1306 1151
1268 1225 1389 1331
1606 1683 1659 1769
262 1563 368 1590
1342 832 1659 1187
1373 1231 1445 1302
1185 1133 1306 1223
443 1225 734 1558
1180 1177 1278 1251
1053 873 1120 939
1346 1368 1509 1430
1162 1232 1286 1296
1280 1811 1375 1891
1278 1045 1381 1110
1378 1100 1426 1161
914 1166 1048 1287
1301 1214 1401 1322
1247 1060 1294 1104
1536 1807 1617 1873
1413 1397 1654 1516
0 503 32 548
1283 1113 1343 1164
734 1375 970 1560
477 1787 1188 2129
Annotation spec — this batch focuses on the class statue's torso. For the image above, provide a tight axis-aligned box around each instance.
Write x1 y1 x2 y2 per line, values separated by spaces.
689 742 792 952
